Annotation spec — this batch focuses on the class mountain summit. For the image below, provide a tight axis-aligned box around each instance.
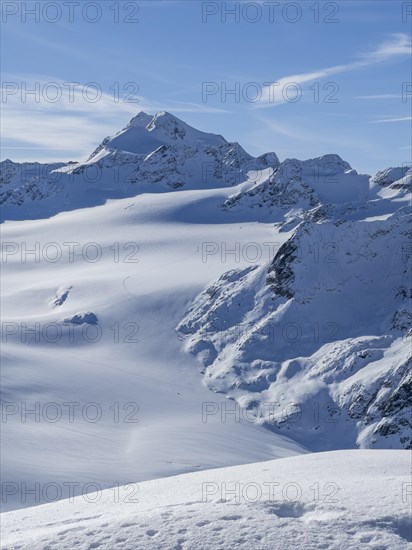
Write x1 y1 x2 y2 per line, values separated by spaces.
92 111 228 157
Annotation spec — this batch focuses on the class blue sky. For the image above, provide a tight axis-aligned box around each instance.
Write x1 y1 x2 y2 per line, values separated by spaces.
1 0 411 174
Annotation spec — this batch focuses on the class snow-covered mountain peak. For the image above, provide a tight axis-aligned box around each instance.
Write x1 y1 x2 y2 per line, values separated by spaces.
305 153 351 171
127 110 154 128
90 111 228 157
146 110 186 132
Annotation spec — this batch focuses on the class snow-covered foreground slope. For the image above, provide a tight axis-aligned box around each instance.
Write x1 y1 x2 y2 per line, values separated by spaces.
2 451 411 549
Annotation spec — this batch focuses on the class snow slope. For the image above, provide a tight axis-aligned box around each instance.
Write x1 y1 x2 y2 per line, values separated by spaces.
1 450 411 549
1 183 304 512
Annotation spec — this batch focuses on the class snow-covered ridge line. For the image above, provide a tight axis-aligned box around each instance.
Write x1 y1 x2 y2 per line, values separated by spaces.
4 110 410 223
0 111 280 220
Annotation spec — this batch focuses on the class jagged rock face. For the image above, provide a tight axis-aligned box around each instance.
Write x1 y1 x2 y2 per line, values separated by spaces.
266 240 298 299
177 207 412 450
86 137 256 190
255 152 280 169
0 160 68 205
223 172 318 215
0 160 67 190
64 311 98 325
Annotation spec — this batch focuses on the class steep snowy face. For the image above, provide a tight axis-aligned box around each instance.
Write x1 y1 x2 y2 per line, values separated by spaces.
128 110 154 128
371 166 412 201
145 111 228 148
178 206 412 451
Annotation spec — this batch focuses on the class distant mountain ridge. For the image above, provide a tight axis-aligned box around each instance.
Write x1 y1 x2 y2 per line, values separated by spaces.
2 111 410 225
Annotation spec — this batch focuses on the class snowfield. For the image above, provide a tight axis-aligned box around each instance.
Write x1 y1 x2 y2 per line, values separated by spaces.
1 185 303 512
1 451 411 549
1 112 411 548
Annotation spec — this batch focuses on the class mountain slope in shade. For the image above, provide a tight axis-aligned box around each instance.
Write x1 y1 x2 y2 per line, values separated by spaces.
0 159 70 204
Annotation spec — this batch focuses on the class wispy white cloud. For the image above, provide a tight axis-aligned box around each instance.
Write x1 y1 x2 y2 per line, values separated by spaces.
369 116 412 123
1 77 229 162
247 113 379 162
258 33 411 106
363 33 412 59
355 94 401 100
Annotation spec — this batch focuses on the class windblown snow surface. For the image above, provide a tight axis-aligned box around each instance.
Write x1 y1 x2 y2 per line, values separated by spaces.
2 451 411 549
1 112 411 548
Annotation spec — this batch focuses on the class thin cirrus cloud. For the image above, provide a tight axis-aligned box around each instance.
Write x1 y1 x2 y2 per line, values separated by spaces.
1 78 228 161
355 94 401 99
254 116 375 153
369 116 412 123
1 82 138 160
257 33 411 106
